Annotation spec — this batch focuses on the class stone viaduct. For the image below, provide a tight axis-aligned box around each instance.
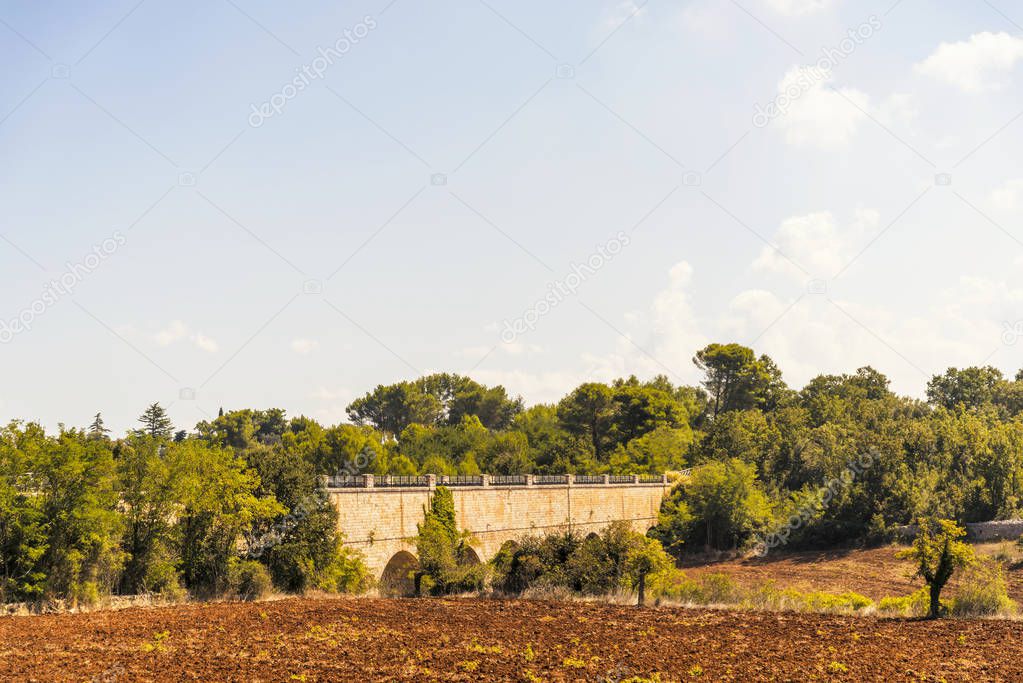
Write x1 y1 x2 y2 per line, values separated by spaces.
327 473 675 594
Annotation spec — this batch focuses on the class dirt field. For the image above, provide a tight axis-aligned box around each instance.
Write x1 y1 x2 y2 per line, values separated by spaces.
683 541 1023 602
2 595 1023 682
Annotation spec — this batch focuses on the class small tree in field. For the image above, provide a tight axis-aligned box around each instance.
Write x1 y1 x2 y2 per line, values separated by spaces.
898 518 974 618
624 536 673 607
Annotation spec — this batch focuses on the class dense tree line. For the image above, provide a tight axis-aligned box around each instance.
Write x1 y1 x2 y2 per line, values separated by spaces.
7 344 1023 604
0 406 367 605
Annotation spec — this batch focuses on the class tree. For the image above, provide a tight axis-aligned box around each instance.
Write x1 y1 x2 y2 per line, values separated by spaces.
557 383 616 461
414 487 485 595
117 436 190 594
88 413 109 440
624 535 674 606
347 382 442 435
175 441 282 595
693 343 788 418
898 518 975 618
137 403 173 440
926 367 1003 411
653 459 771 552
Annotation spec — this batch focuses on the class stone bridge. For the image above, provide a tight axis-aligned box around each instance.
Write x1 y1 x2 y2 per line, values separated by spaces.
327 474 673 594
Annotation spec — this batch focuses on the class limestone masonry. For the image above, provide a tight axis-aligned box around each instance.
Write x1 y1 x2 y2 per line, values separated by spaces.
328 474 673 586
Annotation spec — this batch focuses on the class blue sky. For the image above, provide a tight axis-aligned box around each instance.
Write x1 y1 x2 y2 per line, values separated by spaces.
3 0 1023 434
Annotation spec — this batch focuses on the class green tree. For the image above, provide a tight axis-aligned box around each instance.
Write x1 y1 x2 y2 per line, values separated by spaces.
557 383 616 461
926 366 1003 411
0 424 47 602
117 436 190 595
898 518 975 618
414 487 485 595
624 535 674 606
137 403 174 440
32 426 123 602
654 459 771 551
175 441 283 595
346 382 442 435
88 413 109 440
693 343 788 418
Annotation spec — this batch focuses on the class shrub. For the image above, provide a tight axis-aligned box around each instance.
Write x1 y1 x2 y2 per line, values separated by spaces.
877 588 931 617
230 560 273 601
700 573 741 604
144 560 186 601
798 590 873 613
312 547 373 594
950 559 1016 617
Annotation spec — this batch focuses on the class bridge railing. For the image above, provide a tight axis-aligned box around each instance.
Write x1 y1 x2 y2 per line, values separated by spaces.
324 472 670 489
534 474 569 486
377 476 431 487
440 475 484 486
490 475 528 486
326 475 368 488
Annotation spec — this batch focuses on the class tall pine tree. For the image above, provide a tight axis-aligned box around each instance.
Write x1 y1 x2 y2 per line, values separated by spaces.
137 403 173 439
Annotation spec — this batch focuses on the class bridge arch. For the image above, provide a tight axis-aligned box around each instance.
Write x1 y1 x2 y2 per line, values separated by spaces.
380 550 419 597
461 546 482 566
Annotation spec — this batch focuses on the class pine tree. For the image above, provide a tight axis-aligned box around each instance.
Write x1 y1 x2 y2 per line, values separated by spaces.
88 413 110 440
138 403 174 439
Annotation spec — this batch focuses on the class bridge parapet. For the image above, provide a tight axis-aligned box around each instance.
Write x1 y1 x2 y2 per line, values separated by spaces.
325 472 669 489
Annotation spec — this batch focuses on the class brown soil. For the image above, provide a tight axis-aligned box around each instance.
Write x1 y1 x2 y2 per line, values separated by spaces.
682 541 1023 602
2 595 1023 681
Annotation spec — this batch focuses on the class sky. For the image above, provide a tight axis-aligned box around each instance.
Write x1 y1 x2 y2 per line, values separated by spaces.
3 0 1023 435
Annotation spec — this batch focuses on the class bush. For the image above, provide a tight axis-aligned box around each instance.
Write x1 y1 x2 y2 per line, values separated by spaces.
950 559 1016 617
144 560 186 601
229 560 272 601
313 547 373 594
877 588 931 617
700 573 742 604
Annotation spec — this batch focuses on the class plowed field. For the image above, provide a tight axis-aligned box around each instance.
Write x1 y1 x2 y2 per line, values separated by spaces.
2 596 1021 682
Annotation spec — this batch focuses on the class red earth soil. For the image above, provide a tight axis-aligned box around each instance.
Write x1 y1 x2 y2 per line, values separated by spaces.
682 542 1023 602
2 595 1022 682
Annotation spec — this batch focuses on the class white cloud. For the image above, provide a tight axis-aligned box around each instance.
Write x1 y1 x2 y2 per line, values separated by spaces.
153 320 187 346
152 321 217 353
311 387 349 401
763 0 833 16
769 69 916 150
753 209 879 281
916 32 1023 92
190 333 219 353
291 338 319 354
467 253 1023 405
991 178 1023 210
773 68 869 149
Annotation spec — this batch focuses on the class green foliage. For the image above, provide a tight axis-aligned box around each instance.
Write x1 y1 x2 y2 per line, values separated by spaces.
18 346 1023 607
693 343 788 417
652 459 771 553
949 558 1016 617
897 518 975 618
229 559 273 601
877 588 932 618
137 403 174 440
414 487 487 595
493 523 679 604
